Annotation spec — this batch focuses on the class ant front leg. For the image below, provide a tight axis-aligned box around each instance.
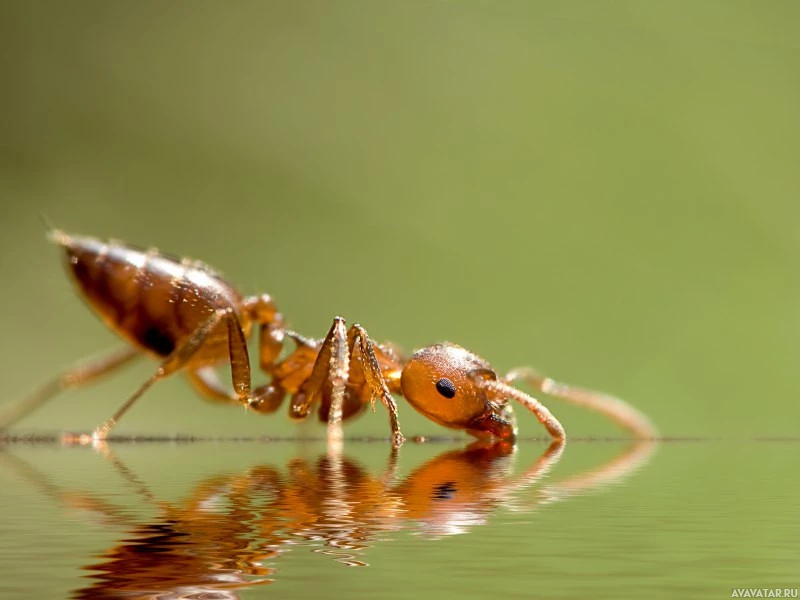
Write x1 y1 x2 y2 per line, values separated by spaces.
297 319 406 449
504 367 657 439
347 324 405 448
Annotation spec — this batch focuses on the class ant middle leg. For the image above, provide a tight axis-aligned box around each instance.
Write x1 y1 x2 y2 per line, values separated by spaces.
183 294 289 415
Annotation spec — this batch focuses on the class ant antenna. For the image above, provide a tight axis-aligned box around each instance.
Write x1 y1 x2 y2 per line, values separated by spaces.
39 214 69 245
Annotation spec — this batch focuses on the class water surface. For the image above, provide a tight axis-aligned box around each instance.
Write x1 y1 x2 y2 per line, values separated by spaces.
1 438 795 599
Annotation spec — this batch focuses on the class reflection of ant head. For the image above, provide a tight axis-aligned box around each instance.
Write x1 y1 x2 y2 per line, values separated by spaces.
401 344 516 440
395 443 517 537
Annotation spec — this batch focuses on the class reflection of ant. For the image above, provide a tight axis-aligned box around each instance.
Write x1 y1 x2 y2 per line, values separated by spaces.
1 439 655 598
1 231 655 447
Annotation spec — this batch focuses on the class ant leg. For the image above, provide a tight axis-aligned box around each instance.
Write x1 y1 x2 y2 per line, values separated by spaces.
297 317 349 445
187 368 286 414
380 444 401 487
93 307 261 439
541 438 656 502
347 324 405 448
186 368 242 407
0 347 140 432
495 439 565 501
289 319 405 447
242 294 286 371
504 367 657 439
0 450 141 530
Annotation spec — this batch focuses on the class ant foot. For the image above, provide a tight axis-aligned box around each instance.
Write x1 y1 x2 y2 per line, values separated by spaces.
392 431 406 449
327 423 344 444
60 432 93 446
92 419 115 441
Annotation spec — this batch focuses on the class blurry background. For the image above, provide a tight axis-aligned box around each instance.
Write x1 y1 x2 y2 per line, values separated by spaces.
2 0 799 439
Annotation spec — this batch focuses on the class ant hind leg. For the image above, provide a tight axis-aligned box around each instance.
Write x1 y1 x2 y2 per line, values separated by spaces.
0 347 140 433
93 306 271 440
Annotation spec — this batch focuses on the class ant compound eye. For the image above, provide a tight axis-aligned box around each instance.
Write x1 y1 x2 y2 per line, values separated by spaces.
435 377 457 399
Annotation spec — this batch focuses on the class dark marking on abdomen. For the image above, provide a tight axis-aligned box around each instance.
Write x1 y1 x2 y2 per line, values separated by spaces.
139 325 176 357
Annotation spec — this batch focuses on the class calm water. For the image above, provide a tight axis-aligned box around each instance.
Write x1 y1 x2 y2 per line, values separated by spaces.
0 438 796 599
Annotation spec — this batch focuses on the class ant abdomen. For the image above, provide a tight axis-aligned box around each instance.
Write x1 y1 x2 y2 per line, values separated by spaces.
54 231 245 363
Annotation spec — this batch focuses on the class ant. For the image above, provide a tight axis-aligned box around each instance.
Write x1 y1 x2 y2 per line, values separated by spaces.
0 230 656 447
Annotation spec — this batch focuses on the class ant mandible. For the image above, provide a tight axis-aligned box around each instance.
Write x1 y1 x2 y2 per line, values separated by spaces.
0 231 656 447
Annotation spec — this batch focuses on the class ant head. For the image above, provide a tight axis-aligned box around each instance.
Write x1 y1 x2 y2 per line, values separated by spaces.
400 344 516 441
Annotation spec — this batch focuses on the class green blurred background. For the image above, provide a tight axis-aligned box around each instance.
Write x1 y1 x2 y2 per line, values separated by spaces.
2 0 799 439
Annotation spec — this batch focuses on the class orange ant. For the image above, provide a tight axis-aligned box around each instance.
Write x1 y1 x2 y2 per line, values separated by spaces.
0 231 656 447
